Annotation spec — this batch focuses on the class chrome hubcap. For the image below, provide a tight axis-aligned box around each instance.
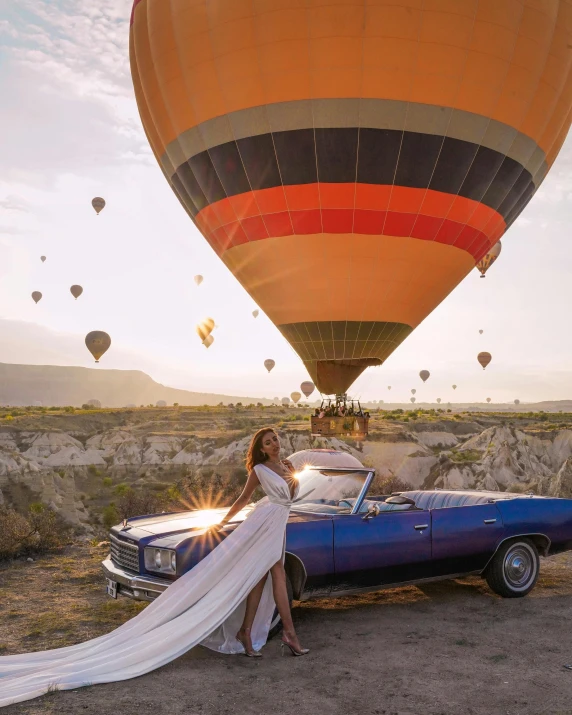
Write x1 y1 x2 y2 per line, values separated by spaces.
504 545 534 589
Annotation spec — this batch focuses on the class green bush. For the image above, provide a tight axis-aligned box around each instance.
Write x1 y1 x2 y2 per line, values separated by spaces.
102 505 120 530
102 477 113 488
0 504 73 560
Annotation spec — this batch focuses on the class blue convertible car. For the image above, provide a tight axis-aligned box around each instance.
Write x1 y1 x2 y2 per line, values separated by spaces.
103 464 572 609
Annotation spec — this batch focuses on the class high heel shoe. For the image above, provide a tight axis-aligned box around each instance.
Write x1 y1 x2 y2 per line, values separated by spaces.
236 631 262 658
280 639 310 657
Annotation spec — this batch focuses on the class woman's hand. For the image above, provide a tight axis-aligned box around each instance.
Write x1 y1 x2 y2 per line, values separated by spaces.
281 459 295 474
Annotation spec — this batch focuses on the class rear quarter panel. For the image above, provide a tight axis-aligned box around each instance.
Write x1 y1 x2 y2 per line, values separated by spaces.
494 498 572 554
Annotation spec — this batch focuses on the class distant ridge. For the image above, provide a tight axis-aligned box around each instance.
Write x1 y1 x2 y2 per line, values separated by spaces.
0 363 273 407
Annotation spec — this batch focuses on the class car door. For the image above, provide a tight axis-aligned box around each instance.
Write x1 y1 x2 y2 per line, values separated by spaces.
333 508 432 591
430 503 504 576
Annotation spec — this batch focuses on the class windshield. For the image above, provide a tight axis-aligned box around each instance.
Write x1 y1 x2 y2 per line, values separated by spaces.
292 468 369 514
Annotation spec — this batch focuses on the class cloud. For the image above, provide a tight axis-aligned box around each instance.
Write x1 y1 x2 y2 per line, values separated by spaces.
0 195 30 212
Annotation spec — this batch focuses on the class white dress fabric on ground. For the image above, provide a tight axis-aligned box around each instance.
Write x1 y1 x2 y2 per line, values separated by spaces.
0 464 299 708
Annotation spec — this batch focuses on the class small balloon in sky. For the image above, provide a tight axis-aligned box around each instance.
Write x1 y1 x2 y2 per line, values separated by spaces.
419 370 430 382
85 331 111 363
290 391 301 404
300 381 315 398
264 359 275 373
476 241 502 278
411 388 416 395
92 197 106 215
410 397 416 404
194 275 203 287
477 352 492 370
486 397 492 403
40 256 46 263
202 335 214 348
514 399 520 406
70 285 83 300
31 291 42 304
479 329 484 334
196 318 215 342
436 398 441 404
252 309 259 318
452 385 457 390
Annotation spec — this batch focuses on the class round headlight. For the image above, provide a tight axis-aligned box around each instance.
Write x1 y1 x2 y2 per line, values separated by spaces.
171 552 176 572
154 549 162 569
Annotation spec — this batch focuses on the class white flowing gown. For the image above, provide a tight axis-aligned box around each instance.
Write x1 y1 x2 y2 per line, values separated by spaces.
0 464 302 708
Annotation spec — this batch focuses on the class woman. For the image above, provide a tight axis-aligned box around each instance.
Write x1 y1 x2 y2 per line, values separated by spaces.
0 428 308 708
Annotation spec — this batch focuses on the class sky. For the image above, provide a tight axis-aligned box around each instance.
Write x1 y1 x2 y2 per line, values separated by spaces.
0 1 571 405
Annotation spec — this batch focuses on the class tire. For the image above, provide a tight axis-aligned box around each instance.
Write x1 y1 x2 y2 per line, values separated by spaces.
268 572 293 639
485 538 540 598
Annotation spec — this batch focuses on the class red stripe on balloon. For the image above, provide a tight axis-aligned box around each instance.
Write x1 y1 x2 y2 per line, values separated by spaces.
195 185 506 262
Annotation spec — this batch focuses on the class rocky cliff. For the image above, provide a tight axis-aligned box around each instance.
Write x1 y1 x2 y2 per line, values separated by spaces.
2 407 572 532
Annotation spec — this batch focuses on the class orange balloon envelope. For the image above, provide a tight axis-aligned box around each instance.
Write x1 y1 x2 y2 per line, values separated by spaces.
31 291 42 304
196 317 215 342
130 1 572 394
85 331 111 363
478 352 492 370
92 197 105 215
70 285 83 300
476 242 502 278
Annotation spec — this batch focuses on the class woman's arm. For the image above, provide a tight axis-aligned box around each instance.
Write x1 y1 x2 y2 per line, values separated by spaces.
216 469 260 526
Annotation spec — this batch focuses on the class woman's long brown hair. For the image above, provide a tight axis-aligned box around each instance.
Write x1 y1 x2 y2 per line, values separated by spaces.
245 427 277 473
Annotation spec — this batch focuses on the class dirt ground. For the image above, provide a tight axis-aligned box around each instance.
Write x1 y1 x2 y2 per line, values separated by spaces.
1 544 572 715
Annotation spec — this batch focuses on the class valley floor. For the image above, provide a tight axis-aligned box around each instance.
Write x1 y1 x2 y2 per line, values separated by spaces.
1 544 572 714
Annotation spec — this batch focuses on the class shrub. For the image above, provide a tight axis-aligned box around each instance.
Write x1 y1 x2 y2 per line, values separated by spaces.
113 483 130 497
102 505 120 529
102 477 113 488
4 415 13 422
0 504 73 560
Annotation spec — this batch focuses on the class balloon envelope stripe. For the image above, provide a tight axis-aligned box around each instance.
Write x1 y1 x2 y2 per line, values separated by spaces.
171 128 533 222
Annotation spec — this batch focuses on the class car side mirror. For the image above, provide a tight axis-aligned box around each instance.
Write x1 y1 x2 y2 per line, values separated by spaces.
362 503 380 520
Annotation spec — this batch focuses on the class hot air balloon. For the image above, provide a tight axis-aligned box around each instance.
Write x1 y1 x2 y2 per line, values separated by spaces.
156 400 167 407
194 275 203 287
514 399 520 406
410 397 416 404
300 381 315 399
40 256 46 263
252 309 259 319
70 285 83 300
452 385 457 390
130 1 572 396
92 197 105 215
437 398 441 404
419 370 430 383
87 399 101 408
202 335 214 348
387 386 391 391
290 391 302 404
478 352 492 370
479 330 484 335
476 241 502 278
411 389 416 395
273 397 279 403
281 397 290 406
264 359 275 373
196 318 215 342
31 292 42 304
486 397 492 403
85 331 111 363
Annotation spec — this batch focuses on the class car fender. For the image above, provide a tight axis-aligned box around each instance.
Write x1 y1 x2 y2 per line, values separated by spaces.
284 551 307 600
482 532 551 573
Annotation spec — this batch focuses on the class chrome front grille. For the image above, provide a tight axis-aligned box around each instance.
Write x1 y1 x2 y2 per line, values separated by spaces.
110 534 139 573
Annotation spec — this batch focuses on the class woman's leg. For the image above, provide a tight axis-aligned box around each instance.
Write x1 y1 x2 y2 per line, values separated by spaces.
237 572 268 653
270 560 305 650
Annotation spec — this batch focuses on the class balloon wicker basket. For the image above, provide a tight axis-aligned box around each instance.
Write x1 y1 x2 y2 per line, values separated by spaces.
311 397 369 440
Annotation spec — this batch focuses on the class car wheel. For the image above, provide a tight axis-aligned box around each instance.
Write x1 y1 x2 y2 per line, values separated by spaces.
268 572 293 639
485 538 540 598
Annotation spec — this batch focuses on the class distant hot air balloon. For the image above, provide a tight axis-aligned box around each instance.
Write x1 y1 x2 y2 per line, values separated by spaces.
202 335 214 348
85 331 111 363
486 397 492 403
410 397 416 404
411 389 416 395
300 381 315 399
281 397 290 406
290 391 301 404
264 359 275 373
273 397 279 403
156 400 167 407
477 352 492 370
92 197 105 215
40 256 46 263
419 370 430 383
70 285 83 300
196 318 215 342
476 241 502 278
252 309 259 318
479 330 484 335
437 398 441 404
87 399 101 408
130 2 572 397
387 386 391 391
194 275 203 287
514 399 520 406
31 291 42 304
452 385 457 390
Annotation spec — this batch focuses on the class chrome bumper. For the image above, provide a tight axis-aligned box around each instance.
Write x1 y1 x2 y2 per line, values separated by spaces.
102 556 171 601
